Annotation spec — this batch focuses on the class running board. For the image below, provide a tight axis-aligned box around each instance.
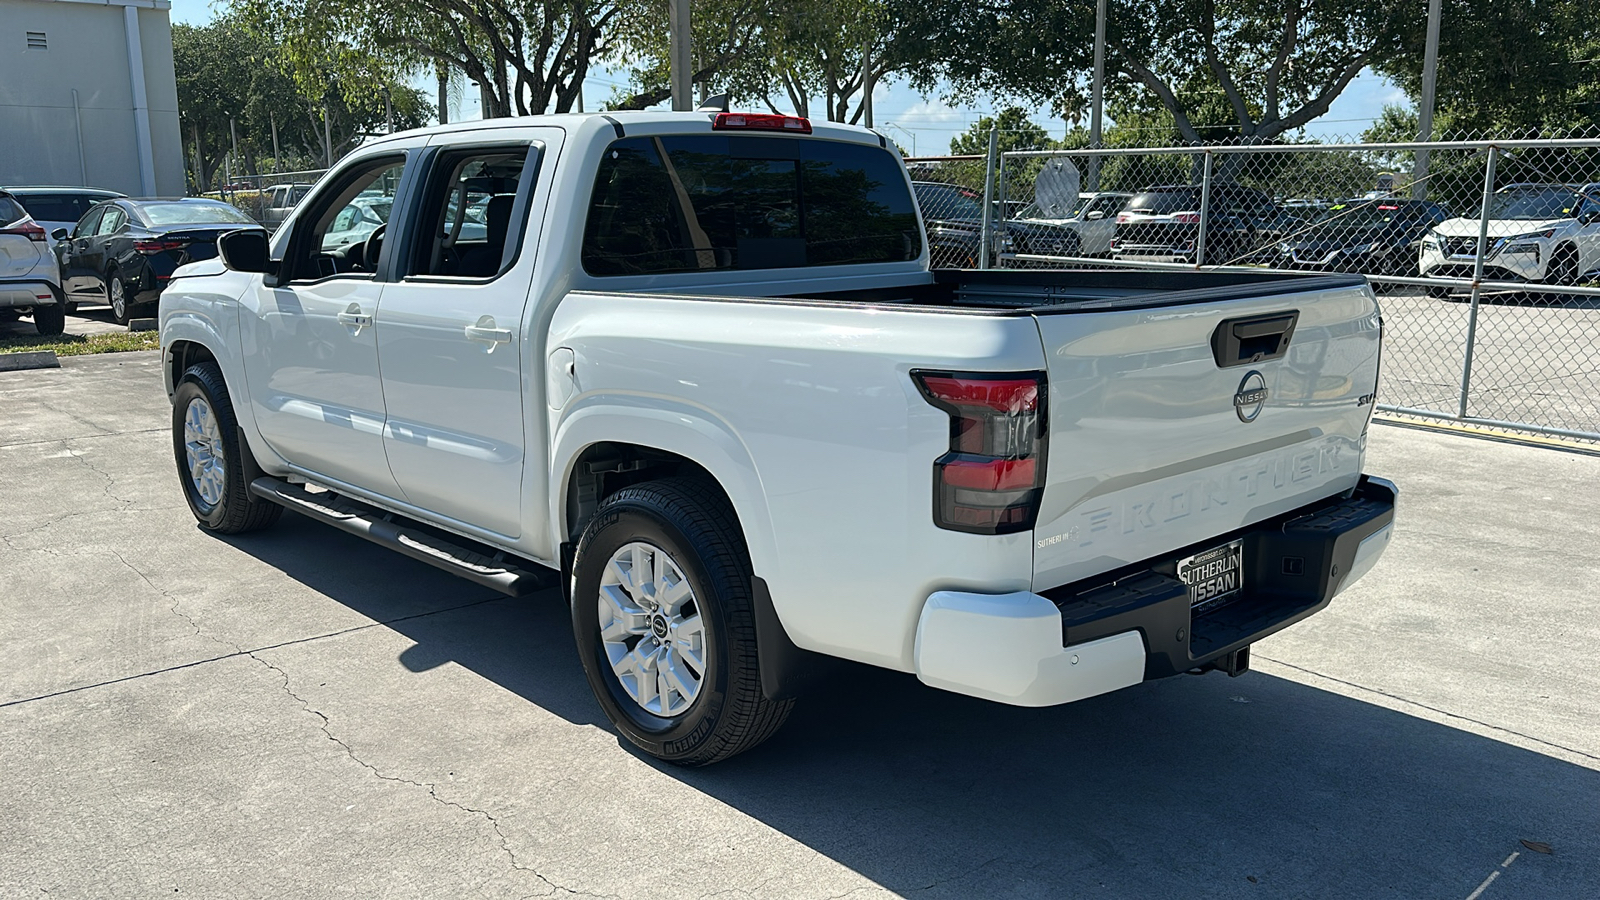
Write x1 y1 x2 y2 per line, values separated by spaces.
248 476 556 597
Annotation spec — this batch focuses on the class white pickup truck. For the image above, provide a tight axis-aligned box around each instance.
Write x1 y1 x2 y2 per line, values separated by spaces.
159 111 1396 765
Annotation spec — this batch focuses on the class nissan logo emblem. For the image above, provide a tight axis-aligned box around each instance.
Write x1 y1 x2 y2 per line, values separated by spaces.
1234 371 1268 422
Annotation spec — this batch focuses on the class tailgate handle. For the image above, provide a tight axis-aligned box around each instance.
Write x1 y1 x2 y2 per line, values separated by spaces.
1211 311 1298 368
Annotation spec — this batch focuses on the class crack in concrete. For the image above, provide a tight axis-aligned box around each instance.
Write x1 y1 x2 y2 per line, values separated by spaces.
66 438 139 509
0 505 187 547
248 650 616 899
109 549 241 656
0 426 165 451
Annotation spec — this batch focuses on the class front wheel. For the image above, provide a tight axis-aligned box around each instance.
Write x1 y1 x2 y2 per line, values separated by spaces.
171 362 282 534
572 479 793 765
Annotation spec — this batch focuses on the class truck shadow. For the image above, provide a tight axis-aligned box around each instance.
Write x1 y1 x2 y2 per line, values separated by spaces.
227 514 1600 899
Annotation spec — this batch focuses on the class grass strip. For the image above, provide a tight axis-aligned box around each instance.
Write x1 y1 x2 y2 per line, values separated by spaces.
0 331 160 357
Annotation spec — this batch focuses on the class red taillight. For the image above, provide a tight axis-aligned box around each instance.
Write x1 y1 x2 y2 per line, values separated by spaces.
914 371 1047 534
1115 213 1132 224
712 112 812 134
1 219 47 242
134 238 186 254
1172 212 1201 224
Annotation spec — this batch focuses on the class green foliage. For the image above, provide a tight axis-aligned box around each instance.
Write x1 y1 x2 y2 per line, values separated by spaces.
1378 0 1599 138
948 107 1055 155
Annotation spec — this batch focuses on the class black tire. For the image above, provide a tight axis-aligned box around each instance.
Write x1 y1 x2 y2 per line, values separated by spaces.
171 362 282 534
1548 247 1579 286
108 272 133 326
33 301 65 336
572 478 793 766
64 300 78 316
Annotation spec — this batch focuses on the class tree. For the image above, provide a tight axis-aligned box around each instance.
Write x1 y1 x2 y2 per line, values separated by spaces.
890 0 1410 149
1377 0 1599 137
948 107 1054 155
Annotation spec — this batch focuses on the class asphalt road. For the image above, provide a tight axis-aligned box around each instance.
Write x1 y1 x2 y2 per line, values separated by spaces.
2 352 1597 899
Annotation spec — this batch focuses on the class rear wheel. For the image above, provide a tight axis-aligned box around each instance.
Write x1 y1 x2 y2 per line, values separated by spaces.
108 273 133 325
572 478 793 766
171 362 282 534
33 301 65 336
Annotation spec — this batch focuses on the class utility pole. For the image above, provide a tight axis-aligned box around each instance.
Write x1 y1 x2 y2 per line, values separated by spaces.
321 102 333 167
229 115 240 180
385 87 394 133
860 43 874 127
1089 0 1106 192
669 0 691 111
270 112 281 173
1412 0 1442 200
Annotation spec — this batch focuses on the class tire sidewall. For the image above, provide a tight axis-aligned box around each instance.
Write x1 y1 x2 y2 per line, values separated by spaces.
572 497 734 761
172 372 237 530
109 272 129 323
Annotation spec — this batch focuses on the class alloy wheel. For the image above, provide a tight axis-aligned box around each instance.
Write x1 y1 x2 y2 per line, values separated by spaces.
597 541 707 717
182 395 226 509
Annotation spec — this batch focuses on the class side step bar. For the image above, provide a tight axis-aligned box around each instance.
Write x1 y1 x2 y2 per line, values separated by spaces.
248 476 556 597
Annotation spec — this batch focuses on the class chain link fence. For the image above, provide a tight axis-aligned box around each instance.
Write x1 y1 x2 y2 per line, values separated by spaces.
907 135 1600 447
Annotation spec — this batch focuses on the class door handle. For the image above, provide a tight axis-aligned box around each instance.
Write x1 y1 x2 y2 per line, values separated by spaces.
465 315 512 349
337 303 372 331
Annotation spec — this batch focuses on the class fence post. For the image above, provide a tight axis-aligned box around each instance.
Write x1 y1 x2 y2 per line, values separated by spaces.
1194 150 1215 267
1458 146 1498 419
979 124 999 270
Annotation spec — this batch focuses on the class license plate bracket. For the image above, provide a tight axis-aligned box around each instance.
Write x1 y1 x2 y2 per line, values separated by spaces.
1178 539 1244 612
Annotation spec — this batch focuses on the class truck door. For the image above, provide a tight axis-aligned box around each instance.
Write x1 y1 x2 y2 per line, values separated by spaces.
372 130 558 539
239 152 415 495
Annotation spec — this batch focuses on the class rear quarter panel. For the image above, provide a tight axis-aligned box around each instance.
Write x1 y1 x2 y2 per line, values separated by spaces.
548 293 1045 671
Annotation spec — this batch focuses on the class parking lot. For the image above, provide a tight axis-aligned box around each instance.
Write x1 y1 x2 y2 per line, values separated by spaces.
2 352 1597 898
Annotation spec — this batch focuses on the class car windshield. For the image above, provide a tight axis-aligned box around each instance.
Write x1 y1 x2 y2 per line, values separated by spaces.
137 202 258 226
915 184 984 220
1127 190 1200 214
13 193 109 223
1487 187 1577 221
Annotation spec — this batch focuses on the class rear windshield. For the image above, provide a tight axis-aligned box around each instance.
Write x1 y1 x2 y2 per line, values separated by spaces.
1487 186 1578 221
12 193 108 223
1127 189 1201 214
583 135 921 276
136 202 258 226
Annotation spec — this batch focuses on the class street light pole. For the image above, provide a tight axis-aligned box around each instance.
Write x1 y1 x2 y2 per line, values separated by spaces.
1412 0 1442 199
669 0 691 111
882 123 916 156
1089 0 1106 191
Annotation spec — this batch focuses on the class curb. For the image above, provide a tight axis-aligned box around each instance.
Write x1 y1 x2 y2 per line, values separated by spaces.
128 318 159 332
0 350 61 372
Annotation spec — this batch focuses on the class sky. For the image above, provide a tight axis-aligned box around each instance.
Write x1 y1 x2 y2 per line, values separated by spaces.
168 0 1409 153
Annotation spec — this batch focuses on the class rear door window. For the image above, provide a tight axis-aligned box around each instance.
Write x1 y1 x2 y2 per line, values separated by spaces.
1128 190 1200 214
582 135 921 275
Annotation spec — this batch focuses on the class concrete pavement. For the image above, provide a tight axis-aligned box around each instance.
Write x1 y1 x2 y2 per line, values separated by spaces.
1 351 1597 898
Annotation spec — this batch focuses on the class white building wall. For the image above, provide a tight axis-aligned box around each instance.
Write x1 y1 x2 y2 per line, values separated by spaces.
0 0 184 197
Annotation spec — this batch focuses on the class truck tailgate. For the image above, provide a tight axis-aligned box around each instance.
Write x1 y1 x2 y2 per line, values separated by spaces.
1029 280 1381 591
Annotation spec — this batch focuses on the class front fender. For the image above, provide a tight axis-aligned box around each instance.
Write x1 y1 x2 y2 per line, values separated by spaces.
160 281 287 475
549 397 781 585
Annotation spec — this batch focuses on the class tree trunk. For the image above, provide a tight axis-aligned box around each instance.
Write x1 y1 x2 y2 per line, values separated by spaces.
437 67 449 125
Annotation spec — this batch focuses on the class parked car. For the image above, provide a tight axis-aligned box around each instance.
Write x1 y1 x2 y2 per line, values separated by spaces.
1009 191 1134 257
1274 199 1451 282
2 186 126 239
1419 183 1600 292
260 183 315 231
53 197 261 325
159 110 1394 766
0 190 66 335
1111 184 1286 265
911 181 1081 267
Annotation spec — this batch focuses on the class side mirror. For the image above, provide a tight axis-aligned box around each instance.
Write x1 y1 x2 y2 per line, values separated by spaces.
217 229 272 273
1582 210 1600 225
51 228 69 241
1086 210 1106 221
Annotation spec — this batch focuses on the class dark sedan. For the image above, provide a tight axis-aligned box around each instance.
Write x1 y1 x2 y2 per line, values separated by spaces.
53 198 261 324
1273 199 1451 284
912 181 1081 268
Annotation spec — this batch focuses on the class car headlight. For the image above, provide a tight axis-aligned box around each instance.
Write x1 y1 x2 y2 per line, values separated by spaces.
1505 228 1556 242
1421 235 1441 250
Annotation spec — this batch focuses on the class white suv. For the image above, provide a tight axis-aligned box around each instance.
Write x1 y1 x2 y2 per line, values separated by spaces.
0 190 65 335
1420 183 1600 289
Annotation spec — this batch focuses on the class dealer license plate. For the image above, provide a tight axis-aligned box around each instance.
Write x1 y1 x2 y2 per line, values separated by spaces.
1178 540 1244 610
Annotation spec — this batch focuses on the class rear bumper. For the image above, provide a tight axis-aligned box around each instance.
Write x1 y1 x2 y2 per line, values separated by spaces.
914 474 1397 706
0 280 60 309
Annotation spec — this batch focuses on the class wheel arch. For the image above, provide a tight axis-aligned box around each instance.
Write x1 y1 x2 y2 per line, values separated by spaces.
550 405 780 587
